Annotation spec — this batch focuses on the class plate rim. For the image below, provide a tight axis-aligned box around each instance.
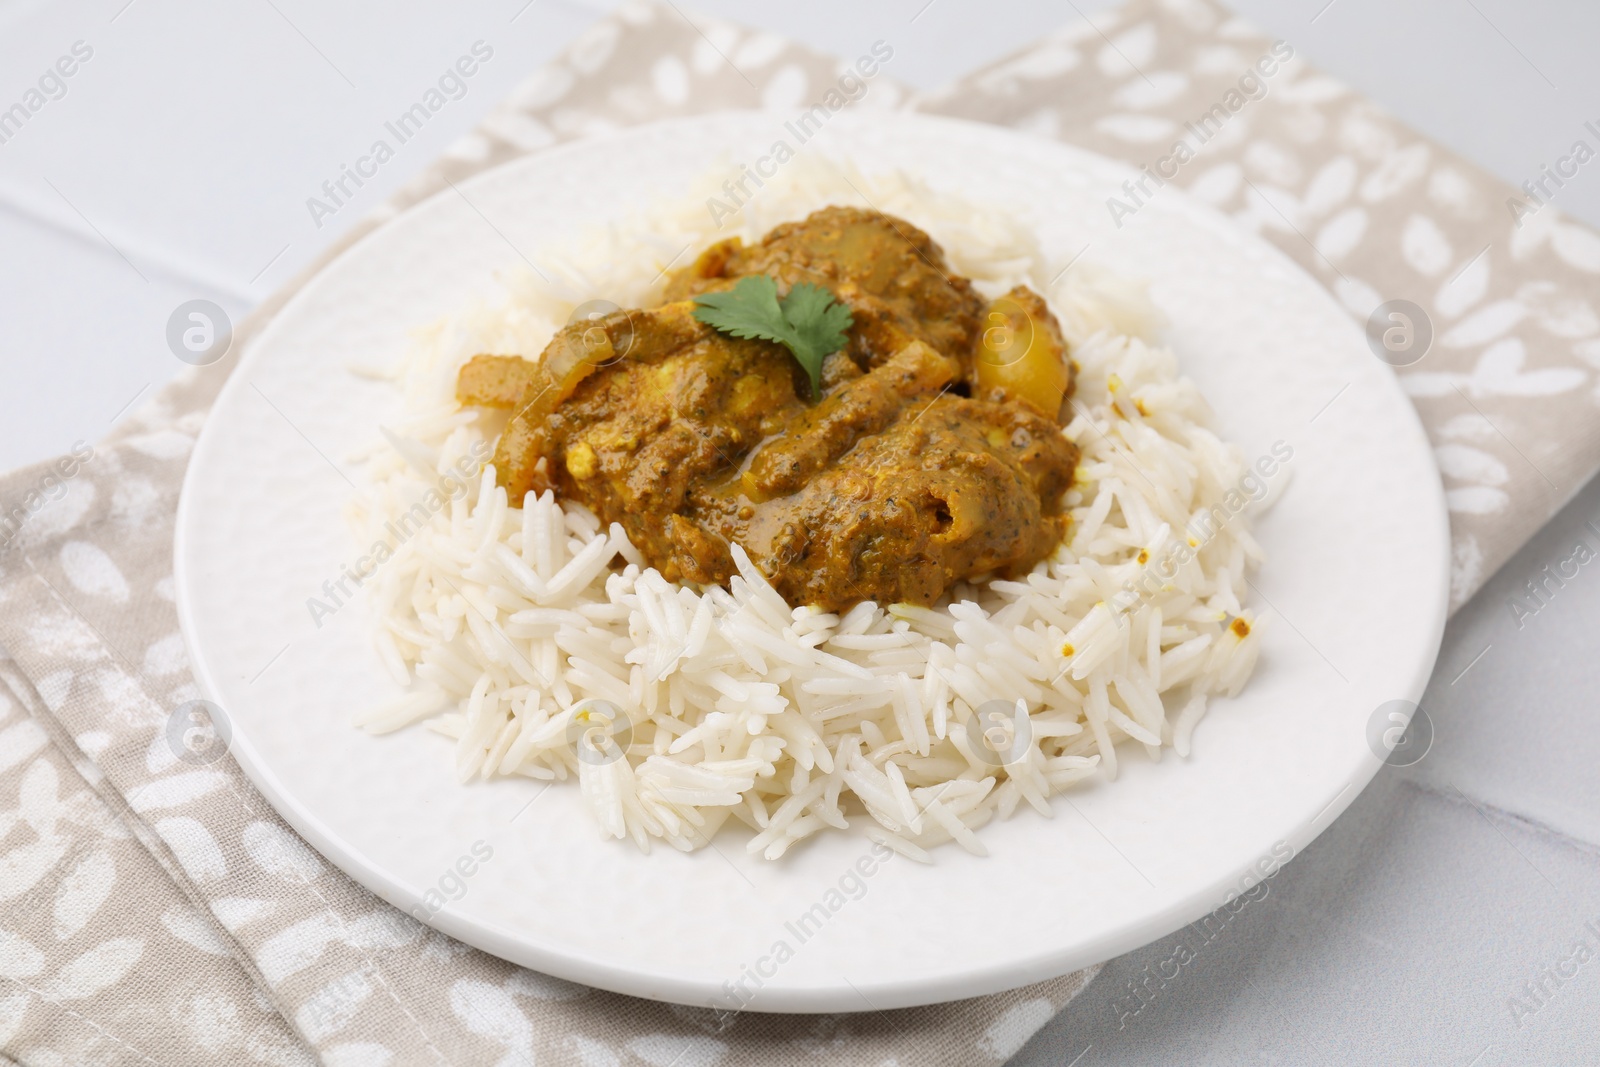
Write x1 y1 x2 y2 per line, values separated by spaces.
175 108 1452 1012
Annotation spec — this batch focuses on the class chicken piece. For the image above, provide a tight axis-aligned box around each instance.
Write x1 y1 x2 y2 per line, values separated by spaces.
709 394 1077 609
455 207 1083 611
456 355 539 408
742 341 958 501
487 301 717 502
488 313 808 574
664 206 987 369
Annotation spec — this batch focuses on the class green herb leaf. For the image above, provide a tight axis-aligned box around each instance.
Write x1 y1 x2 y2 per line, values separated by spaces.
780 282 855 396
688 274 789 346
691 275 853 400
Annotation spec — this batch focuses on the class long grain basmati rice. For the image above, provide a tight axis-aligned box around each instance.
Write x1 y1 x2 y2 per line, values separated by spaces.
350 163 1268 861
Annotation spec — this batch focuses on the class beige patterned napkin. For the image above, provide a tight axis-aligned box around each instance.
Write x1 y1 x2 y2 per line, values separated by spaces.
2 0 1597 1064
930 0 1600 609
0 9 1088 1067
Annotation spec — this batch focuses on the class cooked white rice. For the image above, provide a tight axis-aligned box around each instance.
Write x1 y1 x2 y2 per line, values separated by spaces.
348 163 1267 861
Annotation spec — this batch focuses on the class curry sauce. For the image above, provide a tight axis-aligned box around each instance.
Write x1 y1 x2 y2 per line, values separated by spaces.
455 207 1080 612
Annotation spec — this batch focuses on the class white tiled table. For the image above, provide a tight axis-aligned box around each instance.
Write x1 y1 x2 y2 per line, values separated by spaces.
4 2 1597 1062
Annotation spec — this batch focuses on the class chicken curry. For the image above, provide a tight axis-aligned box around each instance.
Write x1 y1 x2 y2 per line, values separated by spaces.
455 207 1079 612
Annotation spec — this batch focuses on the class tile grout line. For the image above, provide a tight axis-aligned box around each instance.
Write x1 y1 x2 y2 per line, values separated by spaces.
0 193 256 303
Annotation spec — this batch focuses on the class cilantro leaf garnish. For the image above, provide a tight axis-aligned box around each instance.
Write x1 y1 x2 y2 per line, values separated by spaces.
689 275 790 348
691 275 853 400
780 282 856 386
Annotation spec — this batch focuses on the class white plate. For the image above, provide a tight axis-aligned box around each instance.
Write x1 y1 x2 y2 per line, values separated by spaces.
175 111 1449 1013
